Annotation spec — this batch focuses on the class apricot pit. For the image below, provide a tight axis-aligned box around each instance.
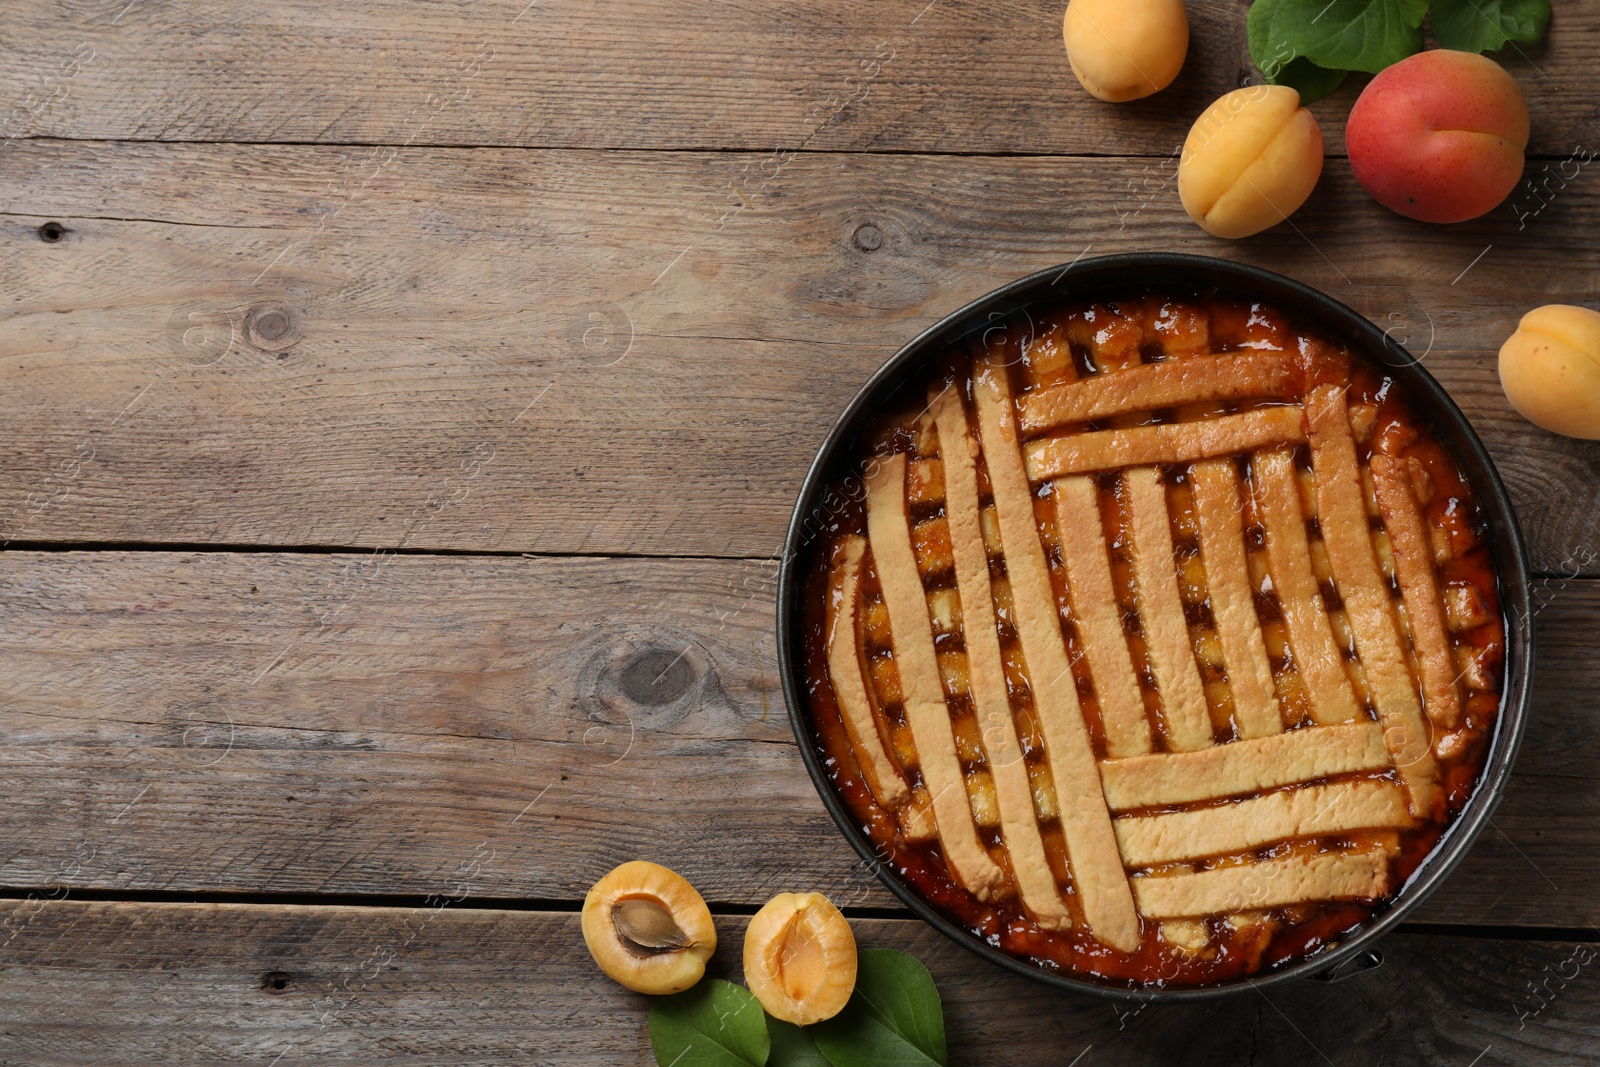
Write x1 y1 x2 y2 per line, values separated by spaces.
742 892 858 1025
582 861 716 995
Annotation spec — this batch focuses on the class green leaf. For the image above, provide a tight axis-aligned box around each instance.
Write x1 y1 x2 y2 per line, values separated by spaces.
1260 0 1428 75
649 980 771 1067
809 950 947 1067
1273 56 1350 102
768 1018 831 1067
1248 0 1305 80
1248 0 1355 100
1432 0 1551 53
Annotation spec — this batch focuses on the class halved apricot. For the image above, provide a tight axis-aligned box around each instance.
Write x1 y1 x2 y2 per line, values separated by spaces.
582 861 716 994
742 892 857 1025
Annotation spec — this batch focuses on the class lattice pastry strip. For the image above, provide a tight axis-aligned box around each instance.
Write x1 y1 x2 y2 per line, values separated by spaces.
929 385 1075 930
1253 448 1365 725
1132 850 1391 919
1051 476 1152 758
1370 455 1463 730
1113 779 1412 867
1191 458 1283 738
1099 720 1391 810
864 453 1008 900
1304 385 1441 817
972 354 1142 953
1124 465 1215 752
1018 351 1299 434
1026 406 1305 480
825 536 912 810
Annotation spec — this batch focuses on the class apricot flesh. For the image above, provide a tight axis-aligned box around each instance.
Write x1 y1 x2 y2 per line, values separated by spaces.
1063 0 1188 102
1178 85 1323 239
1498 305 1600 439
1347 50 1528 224
743 892 857 1025
582 861 716 994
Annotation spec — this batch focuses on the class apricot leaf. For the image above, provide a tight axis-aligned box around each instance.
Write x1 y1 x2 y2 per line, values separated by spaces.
1279 57 1351 103
1248 0 1427 85
809 950 947 1067
1286 0 1427 74
1432 0 1550 53
1248 0 1308 79
1248 0 1351 100
649 980 771 1067
768 1018 831 1067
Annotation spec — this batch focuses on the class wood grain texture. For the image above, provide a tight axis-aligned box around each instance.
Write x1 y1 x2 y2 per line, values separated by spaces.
0 900 1595 1065
0 0 1592 157
0 551 1593 926
1 141 1596 569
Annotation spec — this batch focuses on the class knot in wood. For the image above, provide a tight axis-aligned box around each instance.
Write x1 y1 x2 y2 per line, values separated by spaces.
618 648 697 707
852 223 883 252
575 628 710 736
260 971 294 994
245 303 301 352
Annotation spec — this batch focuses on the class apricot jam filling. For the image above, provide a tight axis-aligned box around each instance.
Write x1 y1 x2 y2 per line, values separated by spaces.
799 291 1505 987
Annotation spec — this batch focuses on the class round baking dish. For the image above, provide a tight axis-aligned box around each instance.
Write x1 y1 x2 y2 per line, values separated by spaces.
777 252 1533 1000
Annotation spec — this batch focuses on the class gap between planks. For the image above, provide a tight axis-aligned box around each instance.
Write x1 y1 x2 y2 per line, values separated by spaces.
2 134 1590 164
0 888 1593 944
0 540 1590 583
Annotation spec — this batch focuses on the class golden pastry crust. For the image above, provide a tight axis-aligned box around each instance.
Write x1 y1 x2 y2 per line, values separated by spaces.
1191 459 1282 739
1254 448 1364 726
1132 850 1391 918
1114 779 1412 867
1052 475 1150 759
1025 406 1305 480
1125 465 1214 752
865 454 1009 901
973 360 1143 952
1018 351 1297 434
1305 386 1441 817
1099 721 1392 810
825 537 911 810
1371 454 1463 731
930 386 1074 931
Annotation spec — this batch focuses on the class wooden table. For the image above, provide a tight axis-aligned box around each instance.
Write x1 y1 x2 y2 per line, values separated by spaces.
1 1 1597 1063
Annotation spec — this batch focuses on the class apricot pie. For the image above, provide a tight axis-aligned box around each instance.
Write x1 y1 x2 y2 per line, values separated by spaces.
800 291 1505 985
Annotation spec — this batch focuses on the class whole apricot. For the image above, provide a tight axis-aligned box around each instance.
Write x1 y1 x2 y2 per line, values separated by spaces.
743 892 857 1025
1498 305 1600 439
1347 50 1529 224
1178 85 1324 239
1062 0 1188 103
582 861 716 995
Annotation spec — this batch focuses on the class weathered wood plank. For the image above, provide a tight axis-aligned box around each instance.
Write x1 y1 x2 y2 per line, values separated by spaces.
0 900 1594 1065
0 551 1593 925
0 0 1593 157
1 142 1596 568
